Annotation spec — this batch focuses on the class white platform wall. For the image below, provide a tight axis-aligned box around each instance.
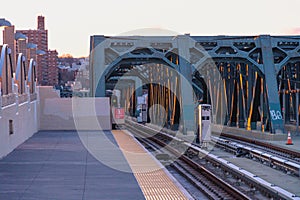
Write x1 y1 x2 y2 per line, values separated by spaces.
0 86 112 158
39 87 111 131
0 100 39 158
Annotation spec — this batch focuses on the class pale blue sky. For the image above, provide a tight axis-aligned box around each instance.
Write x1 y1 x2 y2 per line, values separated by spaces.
2 0 300 57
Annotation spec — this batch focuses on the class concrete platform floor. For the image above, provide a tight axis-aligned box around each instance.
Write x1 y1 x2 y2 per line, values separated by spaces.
0 131 145 200
112 130 190 199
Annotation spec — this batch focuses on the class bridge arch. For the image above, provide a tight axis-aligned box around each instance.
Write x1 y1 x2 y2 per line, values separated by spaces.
15 53 27 94
0 44 14 96
27 59 37 94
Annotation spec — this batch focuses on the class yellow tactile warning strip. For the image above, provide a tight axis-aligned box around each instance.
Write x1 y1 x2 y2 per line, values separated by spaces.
112 130 189 200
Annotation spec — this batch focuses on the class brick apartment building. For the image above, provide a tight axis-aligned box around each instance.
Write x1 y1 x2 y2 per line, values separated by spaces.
17 16 58 86
47 50 58 86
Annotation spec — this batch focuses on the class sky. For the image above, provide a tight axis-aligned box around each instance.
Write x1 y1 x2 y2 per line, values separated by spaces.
2 0 300 57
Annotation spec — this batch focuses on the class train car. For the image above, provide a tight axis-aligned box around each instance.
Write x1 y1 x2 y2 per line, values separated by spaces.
107 89 125 129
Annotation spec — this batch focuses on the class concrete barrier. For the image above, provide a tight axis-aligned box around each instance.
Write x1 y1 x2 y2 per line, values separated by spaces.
39 87 111 131
0 100 38 158
211 124 286 141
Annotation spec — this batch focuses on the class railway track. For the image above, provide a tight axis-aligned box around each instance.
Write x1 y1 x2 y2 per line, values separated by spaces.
126 124 251 200
123 119 300 200
213 134 300 177
220 133 300 159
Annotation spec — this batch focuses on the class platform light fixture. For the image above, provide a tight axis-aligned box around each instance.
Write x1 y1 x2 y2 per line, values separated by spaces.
0 18 11 27
26 43 37 49
36 49 46 55
15 32 27 41
0 18 12 44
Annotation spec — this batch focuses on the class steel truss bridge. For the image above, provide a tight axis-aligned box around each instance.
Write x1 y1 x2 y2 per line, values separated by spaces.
89 34 300 134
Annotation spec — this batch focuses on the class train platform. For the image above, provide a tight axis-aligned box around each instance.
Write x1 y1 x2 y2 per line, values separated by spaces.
0 130 191 200
112 130 191 199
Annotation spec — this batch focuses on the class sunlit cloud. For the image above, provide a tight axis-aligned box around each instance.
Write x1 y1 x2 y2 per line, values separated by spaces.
286 27 300 35
118 27 179 36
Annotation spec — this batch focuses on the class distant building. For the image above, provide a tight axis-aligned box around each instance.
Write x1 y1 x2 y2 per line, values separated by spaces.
75 57 89 89
47 50 58 86
3 26 16 71
58 56 89 90
17 16 58 86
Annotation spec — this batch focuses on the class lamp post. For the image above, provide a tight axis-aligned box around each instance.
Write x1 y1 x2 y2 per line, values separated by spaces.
15 32 27 55
0 18 12 117
15 32 27 41
15 32 27 78
0 18 11 27
36 49 46 55
25 43 38 85
36 49 46 86
0 44 13 95
26 43 37 63
0 18 11 44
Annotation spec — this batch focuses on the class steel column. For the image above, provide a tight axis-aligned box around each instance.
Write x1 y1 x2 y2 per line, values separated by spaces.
177 36 195 133
259 36 284 133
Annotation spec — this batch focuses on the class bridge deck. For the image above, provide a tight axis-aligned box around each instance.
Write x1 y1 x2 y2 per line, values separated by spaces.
112 130 190 200
0 130 190 200
0 131 145 200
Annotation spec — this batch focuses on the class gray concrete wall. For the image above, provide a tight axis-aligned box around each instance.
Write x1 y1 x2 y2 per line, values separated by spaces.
39 87 111 131
211 124 286 141
0 99 39 158
0 86 111 158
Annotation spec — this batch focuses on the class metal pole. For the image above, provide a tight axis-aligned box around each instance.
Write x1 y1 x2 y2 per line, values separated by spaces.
261 77 264 132
282 67 286 131
296 83 299 135
283 87 286 128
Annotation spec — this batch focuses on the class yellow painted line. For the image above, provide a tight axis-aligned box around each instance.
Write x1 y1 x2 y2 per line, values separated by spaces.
112 130 189 200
